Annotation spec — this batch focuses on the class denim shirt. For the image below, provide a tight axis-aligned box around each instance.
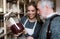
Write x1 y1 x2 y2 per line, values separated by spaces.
38 14 60 39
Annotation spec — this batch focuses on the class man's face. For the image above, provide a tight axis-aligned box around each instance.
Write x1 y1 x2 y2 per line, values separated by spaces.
37 2 46 18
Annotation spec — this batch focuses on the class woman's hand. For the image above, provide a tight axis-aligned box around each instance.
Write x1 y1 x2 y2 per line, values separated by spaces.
23 30 27 34
26 36 34 39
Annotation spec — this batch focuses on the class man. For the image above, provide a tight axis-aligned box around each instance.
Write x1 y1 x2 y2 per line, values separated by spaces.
37 0 60 39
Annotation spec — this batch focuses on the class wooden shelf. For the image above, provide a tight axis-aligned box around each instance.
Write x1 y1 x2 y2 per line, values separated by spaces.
0 30 11 38
0 13 4 15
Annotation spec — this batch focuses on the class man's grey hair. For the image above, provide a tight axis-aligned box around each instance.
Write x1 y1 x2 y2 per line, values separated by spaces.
39 1 54 8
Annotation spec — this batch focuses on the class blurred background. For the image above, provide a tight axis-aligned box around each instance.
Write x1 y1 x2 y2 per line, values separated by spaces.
0 0 60 39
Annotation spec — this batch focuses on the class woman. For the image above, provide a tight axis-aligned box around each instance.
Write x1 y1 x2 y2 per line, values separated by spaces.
20 2 43 39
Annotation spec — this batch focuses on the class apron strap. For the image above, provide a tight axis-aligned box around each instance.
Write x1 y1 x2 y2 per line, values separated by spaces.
23 18 37 35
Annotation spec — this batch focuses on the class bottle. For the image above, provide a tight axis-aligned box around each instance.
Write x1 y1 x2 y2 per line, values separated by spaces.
9 17 24 34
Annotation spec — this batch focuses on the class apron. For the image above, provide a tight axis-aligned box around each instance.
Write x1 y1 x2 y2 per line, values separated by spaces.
23 19 37 35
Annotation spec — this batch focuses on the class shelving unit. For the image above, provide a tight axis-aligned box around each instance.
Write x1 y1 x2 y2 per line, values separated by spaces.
0 0 23 39
0 0 12 39
0 0 4 39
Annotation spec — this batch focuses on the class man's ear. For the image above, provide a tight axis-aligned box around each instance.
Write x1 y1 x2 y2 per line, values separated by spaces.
45 5 53 13
45 5 49 11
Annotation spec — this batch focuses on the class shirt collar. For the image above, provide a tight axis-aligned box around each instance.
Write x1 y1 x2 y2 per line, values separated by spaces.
46 12 57 18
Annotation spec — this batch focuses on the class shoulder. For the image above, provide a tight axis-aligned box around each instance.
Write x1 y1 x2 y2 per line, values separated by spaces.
36 21 43 29
50 15 60 24
20 16 27 24
21 16 27 20
51 16 60 30
51 16 60 24
37 20 43 26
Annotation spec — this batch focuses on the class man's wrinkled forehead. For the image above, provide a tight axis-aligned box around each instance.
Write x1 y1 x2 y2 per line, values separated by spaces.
37 1 54 8
37 1 45 8
37 1 41 6
37 1 42 10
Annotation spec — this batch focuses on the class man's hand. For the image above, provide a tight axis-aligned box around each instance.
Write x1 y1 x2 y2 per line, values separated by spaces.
26 36 34 39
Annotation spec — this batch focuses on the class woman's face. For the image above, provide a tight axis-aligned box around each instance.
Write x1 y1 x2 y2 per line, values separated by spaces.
27 5 36 19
